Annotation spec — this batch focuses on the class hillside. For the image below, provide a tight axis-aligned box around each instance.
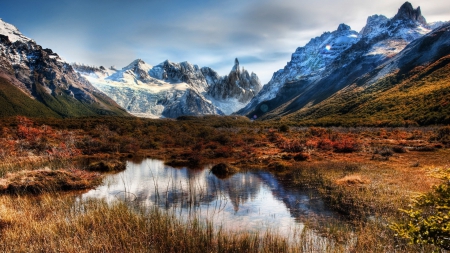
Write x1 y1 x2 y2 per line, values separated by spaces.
0 18 130 118
287 55 450 126
0 75 60 118
284 23 450 126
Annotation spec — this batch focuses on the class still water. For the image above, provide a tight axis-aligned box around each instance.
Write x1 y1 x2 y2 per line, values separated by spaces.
81 159 337 234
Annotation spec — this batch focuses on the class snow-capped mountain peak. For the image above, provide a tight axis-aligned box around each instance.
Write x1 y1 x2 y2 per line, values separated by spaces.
115 58 153 83
0 18 32 43
237 1 439 118
238 23 359 110
123 58 152 72
360 15 389 38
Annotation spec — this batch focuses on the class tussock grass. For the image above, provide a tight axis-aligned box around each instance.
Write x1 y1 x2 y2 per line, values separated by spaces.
86 159 126 172
0 169 102 194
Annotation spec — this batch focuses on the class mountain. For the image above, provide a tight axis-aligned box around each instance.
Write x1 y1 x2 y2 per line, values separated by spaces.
287 22 450 126
0 18 129 118
207 58 262 114
74 58 261 118
237 2 440 122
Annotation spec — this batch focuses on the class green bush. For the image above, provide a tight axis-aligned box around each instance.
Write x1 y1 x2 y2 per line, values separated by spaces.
391 168 450 250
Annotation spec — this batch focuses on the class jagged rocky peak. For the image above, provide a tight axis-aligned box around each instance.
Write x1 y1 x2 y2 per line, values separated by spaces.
359 2 430 41
149 59 209 91
232 58 240 72
207 58 262 105
393 2 427 25
337 23 351 31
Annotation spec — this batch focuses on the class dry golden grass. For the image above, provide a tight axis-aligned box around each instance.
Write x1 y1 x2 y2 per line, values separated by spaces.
335 175 370 186
0 195 332 253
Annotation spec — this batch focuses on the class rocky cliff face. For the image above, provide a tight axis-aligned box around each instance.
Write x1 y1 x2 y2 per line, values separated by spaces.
238 2 435 119
0 18 129 117
75 58 261 118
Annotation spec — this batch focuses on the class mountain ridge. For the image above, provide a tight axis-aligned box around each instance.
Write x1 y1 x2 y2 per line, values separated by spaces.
73 58 261 118
238 2 442 123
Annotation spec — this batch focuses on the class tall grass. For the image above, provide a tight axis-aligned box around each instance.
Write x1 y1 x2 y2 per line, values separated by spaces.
0 195 352 253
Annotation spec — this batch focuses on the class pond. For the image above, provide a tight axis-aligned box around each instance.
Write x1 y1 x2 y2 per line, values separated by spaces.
80 158 338 235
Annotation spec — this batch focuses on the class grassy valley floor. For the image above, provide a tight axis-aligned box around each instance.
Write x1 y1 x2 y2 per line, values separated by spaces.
0 116 449 252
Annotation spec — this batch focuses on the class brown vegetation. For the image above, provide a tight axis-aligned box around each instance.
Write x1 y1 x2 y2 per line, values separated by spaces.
86 159 126 172
0 116 449 251
0 169 101 194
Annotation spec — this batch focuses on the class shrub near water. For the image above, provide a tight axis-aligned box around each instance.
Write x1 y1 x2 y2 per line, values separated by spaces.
87 160 126 172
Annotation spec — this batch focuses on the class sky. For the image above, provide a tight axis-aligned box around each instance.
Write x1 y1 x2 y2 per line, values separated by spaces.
0 0 449 84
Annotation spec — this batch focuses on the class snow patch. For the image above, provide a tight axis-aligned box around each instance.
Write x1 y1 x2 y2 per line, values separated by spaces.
0 19 32 43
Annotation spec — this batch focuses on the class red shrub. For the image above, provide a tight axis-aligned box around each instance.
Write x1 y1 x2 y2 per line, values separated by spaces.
333 136 360 153
318 138 333 151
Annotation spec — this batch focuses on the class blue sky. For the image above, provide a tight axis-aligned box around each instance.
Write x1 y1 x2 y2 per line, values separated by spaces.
0 0 449 84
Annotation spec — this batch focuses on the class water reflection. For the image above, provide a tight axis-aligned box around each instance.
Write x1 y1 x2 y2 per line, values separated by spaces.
81 159 336 234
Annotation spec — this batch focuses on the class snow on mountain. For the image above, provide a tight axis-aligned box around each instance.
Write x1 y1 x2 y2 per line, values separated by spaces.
239 23 359 114
111 59 153 83
74 58 260 118
149 60 210 92
238 2 436 118
0 18 32 44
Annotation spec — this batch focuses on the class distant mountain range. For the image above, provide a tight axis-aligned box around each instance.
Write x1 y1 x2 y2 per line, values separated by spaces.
72 58 261 118
0 1 449 124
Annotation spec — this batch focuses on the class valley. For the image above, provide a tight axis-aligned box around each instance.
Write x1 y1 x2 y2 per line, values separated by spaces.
0 1 449 252
0 116 449 251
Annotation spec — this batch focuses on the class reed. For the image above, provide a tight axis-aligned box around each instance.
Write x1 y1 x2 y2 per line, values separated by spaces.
0 195 331 253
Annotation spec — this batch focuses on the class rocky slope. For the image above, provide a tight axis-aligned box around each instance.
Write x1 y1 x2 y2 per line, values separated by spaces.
74 58 261 118
238 2 438 120
287 22 450 125
0 18 129 118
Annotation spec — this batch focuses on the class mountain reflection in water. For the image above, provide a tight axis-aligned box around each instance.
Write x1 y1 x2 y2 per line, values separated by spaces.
81 159 336 233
